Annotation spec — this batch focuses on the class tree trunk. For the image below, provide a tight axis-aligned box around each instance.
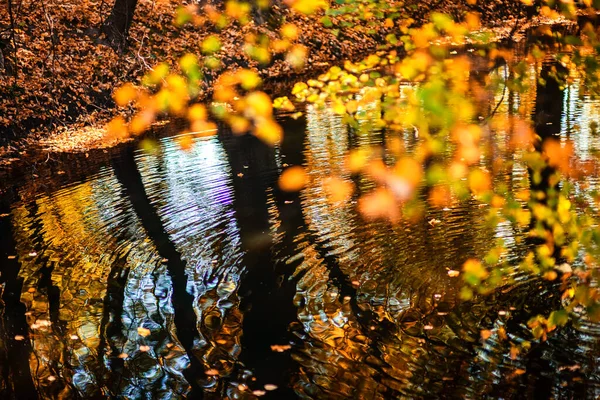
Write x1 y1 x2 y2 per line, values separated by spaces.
102 0 138 50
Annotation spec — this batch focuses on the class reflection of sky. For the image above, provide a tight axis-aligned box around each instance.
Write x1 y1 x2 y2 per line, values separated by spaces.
11 132 249 397
136 135 242 272
562 79 600 161
294 101 500 397
135 134 245 382
11 170 190 398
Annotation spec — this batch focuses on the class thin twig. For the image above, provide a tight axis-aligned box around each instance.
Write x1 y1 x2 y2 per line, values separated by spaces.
38 0 57 83
7 0 19 84
487 65 509 121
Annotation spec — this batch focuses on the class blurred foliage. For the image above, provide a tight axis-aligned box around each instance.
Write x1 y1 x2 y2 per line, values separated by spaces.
110 0 600 356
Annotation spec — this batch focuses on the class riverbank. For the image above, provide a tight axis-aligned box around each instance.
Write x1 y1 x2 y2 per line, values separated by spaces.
0 0 542 164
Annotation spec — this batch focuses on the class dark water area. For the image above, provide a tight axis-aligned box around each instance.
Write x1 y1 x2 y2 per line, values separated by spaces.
3 48 600 399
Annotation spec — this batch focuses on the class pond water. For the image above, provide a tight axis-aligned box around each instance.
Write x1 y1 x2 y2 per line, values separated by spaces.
2 48 600 399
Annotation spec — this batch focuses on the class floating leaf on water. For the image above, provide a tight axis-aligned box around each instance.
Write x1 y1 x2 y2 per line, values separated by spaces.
480 330 492 340
270 344 291 352
557 263 572 274
510 346 520 360
137 327 151 337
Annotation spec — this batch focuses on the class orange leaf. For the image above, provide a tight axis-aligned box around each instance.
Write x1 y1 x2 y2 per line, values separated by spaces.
279 166 307 192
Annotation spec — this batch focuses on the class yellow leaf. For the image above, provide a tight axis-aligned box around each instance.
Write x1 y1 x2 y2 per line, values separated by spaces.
254 118 282 145
463 259 488 280
468 169 491 195
346 149 370 173
273 96 296 112
332 101 346 115
237 70 262 90
245 91 273 118
286 0 328 15
280 23 299 40
188 104 207 121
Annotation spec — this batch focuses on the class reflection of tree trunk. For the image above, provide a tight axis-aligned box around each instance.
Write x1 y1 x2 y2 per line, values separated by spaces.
102 0 138 49
0 207 38 399
221 131 299 397
98 230 132 394
111 147 202 395
530 62 566 260
522 61 566 399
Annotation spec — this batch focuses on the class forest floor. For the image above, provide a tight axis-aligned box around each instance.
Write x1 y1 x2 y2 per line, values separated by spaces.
0 0 544 163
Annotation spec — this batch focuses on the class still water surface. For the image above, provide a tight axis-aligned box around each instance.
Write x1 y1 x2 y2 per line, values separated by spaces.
2 53 600 399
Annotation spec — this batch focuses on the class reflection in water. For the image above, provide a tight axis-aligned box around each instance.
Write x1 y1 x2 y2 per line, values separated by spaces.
4 54 600 399
292 105 499 398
